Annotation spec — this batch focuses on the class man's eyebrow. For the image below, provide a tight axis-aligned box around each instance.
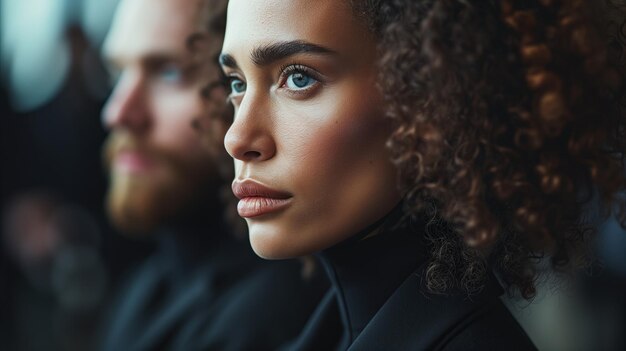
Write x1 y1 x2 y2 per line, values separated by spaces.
103 51 185 71
142 53 185 69
251 40 335 66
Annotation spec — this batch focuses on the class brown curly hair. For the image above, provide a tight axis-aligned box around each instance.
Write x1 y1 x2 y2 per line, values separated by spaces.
353 0 626 299
187 0 249 237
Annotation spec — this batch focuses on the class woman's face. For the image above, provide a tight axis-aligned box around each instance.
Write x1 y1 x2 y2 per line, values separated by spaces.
221 0 401 258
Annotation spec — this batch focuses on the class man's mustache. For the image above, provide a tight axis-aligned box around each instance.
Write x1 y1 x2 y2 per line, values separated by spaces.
102 132 176 173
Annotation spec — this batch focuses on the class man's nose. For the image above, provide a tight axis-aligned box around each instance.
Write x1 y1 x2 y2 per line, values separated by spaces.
101 71 150 134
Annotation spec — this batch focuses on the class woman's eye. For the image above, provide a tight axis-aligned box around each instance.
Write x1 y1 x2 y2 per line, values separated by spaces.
230 78 246 94
285 72 317 90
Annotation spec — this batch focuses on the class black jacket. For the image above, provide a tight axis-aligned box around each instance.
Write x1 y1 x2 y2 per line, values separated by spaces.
285 211 537 351
100 230 327 351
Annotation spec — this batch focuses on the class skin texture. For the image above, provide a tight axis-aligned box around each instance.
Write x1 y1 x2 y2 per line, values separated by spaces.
221 0 401 259
101 0 221 234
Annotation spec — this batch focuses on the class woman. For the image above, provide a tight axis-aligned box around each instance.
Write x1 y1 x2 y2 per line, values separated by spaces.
219 0 625 349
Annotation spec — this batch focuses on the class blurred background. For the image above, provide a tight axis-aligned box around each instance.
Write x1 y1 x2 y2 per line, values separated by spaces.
1 1 154 350
0 0 625 350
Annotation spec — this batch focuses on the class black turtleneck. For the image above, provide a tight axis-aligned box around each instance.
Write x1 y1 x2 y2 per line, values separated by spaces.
317 207 428 347
285 205 537 350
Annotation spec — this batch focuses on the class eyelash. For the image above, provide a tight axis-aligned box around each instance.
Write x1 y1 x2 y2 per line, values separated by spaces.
225 74 245 99
278 63 323 95
224 63 324 103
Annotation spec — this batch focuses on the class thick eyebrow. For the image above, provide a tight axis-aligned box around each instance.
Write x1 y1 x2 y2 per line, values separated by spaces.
252 40 335 66
219 53 238 69
219 40 336 69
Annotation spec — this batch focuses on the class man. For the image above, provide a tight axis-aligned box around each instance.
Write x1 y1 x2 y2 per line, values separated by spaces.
98 0 326 349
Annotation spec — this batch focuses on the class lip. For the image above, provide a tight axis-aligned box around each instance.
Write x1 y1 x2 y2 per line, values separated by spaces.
232 179 293 218
114 150 154 173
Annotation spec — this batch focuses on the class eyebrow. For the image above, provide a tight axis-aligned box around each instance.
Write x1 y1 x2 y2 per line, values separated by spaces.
219 53 238 69
103 51 186 71
143 54 185 70
219 40 336 69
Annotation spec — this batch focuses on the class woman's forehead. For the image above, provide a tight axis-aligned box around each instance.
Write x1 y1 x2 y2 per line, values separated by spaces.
222 0 366 60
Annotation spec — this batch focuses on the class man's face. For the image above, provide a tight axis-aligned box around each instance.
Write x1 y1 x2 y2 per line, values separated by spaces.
101 0 222 234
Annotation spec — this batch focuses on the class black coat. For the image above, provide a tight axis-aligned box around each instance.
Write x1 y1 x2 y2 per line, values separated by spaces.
284 211 537 351
287 269 537 350
100 230 328 351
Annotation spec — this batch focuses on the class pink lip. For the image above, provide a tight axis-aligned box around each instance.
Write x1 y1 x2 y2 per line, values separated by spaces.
114 151 154 173
232 179 292 218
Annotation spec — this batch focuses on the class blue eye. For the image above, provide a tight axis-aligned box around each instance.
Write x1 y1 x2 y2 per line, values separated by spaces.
159 66 183 83
230 78 246 94
285 72 316 89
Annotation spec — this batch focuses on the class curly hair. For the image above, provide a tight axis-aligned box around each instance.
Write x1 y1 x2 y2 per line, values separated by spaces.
354 0 626 299
186 0 248 237
185 0 231 162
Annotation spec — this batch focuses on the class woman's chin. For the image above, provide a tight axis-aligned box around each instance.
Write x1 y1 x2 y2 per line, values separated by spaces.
249 231 300 260
247 222 319 260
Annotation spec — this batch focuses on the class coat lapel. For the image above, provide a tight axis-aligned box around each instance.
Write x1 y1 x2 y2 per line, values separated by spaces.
348 267 503 350
282 289 344 351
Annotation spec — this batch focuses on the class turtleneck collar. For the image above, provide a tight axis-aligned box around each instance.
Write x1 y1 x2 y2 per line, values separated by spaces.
317 205 428 346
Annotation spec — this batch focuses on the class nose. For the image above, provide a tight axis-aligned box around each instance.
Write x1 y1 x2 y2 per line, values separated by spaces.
224 94 276 162
101 71 150 134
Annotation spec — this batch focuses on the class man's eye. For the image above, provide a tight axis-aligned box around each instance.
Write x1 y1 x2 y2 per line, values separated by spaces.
285 72 316 90
230 78 246 94
159 65 183 83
